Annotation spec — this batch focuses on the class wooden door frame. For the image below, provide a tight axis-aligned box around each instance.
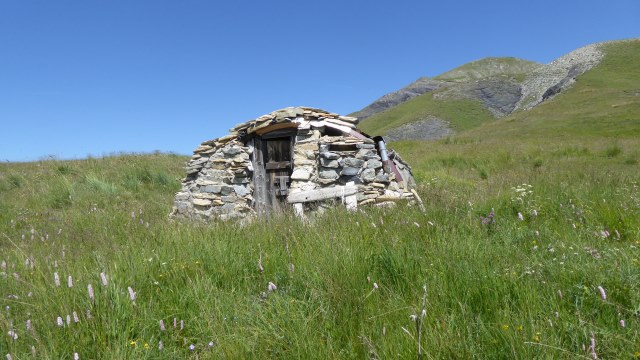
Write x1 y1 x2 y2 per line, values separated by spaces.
249 126 297 216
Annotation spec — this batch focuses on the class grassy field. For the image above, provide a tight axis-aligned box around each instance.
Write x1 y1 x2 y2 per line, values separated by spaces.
1 41 639 359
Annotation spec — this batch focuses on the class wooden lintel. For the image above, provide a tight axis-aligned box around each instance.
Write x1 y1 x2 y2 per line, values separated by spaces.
287 185 358 204
253 122 299 136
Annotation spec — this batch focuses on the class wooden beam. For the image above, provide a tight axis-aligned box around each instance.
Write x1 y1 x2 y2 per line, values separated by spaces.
254 122 299 136
287 185 358 204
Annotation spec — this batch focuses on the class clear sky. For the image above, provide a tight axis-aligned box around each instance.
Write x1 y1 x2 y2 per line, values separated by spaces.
1 0 638 162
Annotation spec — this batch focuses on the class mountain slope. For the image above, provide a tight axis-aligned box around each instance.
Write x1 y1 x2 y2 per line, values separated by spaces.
356 41 625 140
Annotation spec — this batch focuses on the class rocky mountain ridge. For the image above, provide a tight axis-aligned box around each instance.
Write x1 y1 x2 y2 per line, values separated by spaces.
354 41 615 140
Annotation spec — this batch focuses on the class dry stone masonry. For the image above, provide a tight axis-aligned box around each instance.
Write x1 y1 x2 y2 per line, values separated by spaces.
171 107 421 221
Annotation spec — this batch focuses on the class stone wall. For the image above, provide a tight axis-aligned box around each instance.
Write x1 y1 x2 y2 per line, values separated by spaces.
171 140 255 221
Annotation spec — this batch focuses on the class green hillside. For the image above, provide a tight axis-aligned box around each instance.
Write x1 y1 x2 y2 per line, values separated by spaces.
435 57 540 82
468 40 640 140
1 41 639 359
357 93 495 136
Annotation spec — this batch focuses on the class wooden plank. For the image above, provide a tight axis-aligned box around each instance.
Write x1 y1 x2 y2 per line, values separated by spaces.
252 138 269 216
265 161 291 170
254 122 299 136
287 185 358 203
323 117 357 129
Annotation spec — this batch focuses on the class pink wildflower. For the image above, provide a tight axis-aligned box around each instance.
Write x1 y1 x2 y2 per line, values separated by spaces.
619 319 625 328
267 282 277 292
56 316 63 327
589 333 597 359
517 212 524 221
87 284 94 302
373 282 379 290
73 311 79 323
597 286 607 300
159 320 165 332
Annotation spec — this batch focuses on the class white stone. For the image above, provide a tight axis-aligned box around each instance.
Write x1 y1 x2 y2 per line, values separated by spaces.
291 168 311 180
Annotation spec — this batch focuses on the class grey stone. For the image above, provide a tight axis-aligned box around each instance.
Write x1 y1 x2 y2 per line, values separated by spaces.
320 158 339 168
221 195 239 202
202 185 222 194
319 169 339 179
361 168 376 182
367 159 383 169
375 174 390 183
341 167 360 176
343 158 365 168
220 185 234 196
356 149 377 159
232 176 250 184
320 151 340 160
222 146 243 156
233 185 250 197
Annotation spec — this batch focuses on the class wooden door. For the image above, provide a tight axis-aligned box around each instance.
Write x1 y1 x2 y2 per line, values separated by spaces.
251 132 294 216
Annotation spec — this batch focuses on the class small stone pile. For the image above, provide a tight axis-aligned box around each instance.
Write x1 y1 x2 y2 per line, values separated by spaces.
171 107 420 221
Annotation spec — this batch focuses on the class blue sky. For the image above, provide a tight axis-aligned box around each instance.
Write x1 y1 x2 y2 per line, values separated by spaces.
1 0 638 162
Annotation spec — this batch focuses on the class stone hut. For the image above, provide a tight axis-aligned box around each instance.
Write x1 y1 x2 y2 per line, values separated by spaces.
170 107 421 221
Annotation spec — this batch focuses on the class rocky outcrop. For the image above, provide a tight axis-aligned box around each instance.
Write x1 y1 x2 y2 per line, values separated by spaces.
515 43 605 110
351 78 445 120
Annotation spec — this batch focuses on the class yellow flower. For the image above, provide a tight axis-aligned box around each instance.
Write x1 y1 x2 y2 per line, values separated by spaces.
195 261 200 264
533 332 541 342
517 325 523 331
144 343 149 349
634 351 640 358
502 324 509 330
130 340 136 346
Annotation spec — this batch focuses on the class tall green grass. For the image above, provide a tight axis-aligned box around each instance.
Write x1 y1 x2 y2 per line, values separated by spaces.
1 149 638 358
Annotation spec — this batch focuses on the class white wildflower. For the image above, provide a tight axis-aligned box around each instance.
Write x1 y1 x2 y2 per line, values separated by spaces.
127 287 136 302
100 272 108 286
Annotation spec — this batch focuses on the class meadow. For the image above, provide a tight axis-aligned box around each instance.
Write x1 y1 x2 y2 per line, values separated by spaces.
1 40 639 359
0 136 638 359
